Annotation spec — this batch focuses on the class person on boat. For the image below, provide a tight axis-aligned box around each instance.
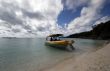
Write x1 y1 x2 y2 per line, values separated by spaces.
50 37 53 41
54 37 57 41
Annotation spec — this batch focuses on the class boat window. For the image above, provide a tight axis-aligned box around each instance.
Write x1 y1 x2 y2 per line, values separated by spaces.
46 36 62 41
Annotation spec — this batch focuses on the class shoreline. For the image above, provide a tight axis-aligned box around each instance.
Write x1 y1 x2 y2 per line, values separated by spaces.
42 43 110 71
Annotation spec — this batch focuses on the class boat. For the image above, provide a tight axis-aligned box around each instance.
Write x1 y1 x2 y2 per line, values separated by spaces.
45 34 75 51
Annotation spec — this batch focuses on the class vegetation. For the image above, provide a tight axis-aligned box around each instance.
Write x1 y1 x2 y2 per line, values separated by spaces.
67 20 110 40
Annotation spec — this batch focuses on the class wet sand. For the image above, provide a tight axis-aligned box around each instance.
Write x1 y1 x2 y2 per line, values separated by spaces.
42 43 110 71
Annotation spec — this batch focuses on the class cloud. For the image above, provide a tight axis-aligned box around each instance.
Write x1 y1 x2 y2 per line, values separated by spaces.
94 16 110 25
63 0 89 11
0 0 63 37
0 0 109 37
67 0 106 34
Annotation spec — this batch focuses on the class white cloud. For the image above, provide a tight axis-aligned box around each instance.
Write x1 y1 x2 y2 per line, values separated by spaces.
94 16 110 25
0 0 109 37
0 0 63 37
67 0 106 34
64 0 89 11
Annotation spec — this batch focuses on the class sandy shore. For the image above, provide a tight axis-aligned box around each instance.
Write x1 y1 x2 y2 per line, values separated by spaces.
41 43 110 71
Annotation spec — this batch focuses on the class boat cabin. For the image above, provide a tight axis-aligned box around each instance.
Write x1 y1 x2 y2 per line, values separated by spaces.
46 34 63 41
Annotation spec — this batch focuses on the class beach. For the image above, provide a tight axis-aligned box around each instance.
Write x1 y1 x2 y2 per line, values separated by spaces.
43 43 110 71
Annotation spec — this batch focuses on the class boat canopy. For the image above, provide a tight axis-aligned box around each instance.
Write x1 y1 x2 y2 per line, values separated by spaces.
48 34 63 37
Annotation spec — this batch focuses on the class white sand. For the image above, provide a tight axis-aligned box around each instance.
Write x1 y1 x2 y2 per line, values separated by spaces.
41 43 110 71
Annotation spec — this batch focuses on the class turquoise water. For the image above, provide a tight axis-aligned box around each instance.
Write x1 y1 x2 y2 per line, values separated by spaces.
0 38 106 71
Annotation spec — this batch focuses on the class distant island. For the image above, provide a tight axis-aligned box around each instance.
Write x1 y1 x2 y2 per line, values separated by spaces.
67 20 110 40
2 37 17 39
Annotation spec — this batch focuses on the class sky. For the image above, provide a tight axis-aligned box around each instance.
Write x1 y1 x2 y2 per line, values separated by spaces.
0 0 110 37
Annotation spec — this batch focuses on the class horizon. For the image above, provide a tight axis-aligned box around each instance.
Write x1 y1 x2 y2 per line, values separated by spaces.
0 0 110 37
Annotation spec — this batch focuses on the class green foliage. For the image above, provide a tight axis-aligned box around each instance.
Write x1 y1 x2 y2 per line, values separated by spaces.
67 20 110 40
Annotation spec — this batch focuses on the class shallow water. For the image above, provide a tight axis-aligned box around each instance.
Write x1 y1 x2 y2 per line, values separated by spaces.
0 38 106 71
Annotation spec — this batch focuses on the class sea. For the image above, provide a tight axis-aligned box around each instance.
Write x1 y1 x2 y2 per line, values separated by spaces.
0 38 107 71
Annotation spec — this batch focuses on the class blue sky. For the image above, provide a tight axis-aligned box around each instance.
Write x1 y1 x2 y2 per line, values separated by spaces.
0 0 110 37
57 8 81 26
57 0 110 26
101 1 110 16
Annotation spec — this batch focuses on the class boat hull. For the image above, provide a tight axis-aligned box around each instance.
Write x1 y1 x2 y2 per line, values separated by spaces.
45 41 67 49
45 40 74 51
